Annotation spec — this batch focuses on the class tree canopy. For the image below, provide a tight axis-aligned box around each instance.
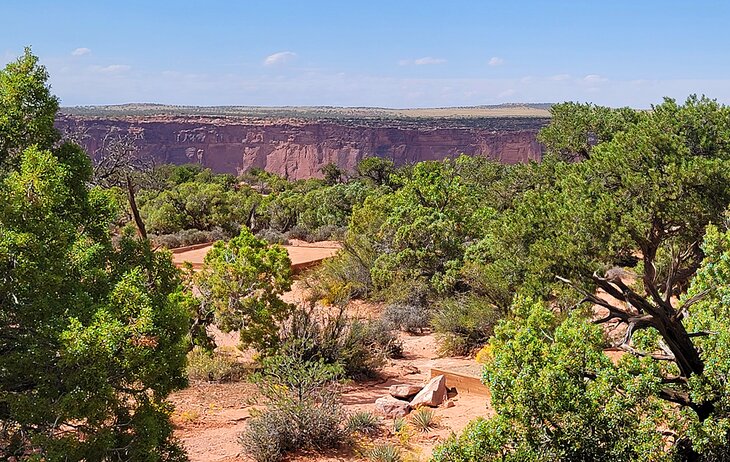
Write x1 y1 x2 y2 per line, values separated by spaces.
0 50 189 461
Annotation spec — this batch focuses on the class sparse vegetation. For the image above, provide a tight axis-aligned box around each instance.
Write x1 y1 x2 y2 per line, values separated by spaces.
185 346 248 382
277 306 402 379
347 411 381 436
382 303 430 334
432 295 501 356
409 408 436 433
367 443 403 462
239 354 348 462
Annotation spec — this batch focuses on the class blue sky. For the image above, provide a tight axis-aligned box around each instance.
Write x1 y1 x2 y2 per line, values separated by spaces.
2 0 730 108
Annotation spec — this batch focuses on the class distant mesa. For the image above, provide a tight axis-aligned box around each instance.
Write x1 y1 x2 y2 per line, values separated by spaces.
56 104 550 180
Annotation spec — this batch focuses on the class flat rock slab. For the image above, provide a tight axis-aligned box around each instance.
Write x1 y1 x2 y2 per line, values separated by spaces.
375 395 411 418
410 374 448 408
389 384 422 399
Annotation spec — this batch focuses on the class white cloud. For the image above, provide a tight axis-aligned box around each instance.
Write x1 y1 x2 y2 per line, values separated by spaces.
488 56 504 66
93 64 131 74
71 47 91 56
414 56 446 65
264 51 297 66
399 57 446 66
583 74 608 83
550 73 571 81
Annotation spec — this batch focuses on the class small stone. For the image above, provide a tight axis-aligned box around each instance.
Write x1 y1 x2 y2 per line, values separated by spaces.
375 395 411 418
410 375 448 408
444 400 455 408
389 384 422 398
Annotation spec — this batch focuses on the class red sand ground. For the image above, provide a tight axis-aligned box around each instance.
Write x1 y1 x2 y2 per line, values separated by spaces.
170 330 491 462
171 240 341 271
168 241 490 461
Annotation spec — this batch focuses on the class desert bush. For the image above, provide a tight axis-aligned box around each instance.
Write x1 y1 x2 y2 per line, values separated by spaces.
382 304 430 333
239 354 348 462
277 306 402 379
186 346 248 382
151 227 227 249
152 233 182 249
347 411 381 436
256 228 289 245
311 224 346 242
393 417 407 433
410 408 436 433
432 295 501 356
285 224 312 241
304 247 373 304
377 276 431 306
367 443 403 462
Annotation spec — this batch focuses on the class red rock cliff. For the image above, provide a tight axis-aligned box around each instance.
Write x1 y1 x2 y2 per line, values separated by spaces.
56 115 546 179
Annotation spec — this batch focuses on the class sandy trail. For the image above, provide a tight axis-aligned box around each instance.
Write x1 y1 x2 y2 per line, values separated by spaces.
170 328 490 462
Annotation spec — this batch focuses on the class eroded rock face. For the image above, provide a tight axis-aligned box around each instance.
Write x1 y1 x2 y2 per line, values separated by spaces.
56 115 546 180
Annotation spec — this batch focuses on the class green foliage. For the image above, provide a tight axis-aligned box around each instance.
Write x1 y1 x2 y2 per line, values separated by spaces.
0 51 189 460
277 306 402 379
537 101 640 161
382 304 430 334
346 411 381 436
239 353 348 462
356 156 395 186
434 298 670 461
185 346 248 382
140 177 249 235
320 162 345 185
409 407 435 433
367 443 403 462
0 47 59 169
138 165 375 245
437 96 730 460
196 227 293 352
676 224 730 457
432 295 501 356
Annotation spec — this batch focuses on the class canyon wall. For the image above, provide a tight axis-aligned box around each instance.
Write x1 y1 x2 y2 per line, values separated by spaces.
56 114 547 179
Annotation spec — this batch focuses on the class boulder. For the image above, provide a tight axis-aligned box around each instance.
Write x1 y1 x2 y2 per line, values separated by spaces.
375 395 411 418
410 375 448 408
389 384 422 399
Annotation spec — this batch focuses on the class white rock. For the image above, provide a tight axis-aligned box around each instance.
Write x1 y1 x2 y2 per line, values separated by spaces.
389 384 422 398
375 395 411 418
410 375 448 408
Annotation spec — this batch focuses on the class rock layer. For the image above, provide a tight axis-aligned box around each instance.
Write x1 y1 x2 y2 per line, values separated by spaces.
56 114 547 180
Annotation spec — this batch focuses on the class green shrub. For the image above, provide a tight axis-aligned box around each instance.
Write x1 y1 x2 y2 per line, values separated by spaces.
186 346 248 382
383 304 430 334
278 306 402 379
347 411 381 436
410 407 436 433
312 224 346 242
432 295 501 356
304 249 372 304
393 417 407 433
256 228 289 245
239 354 348 462
367 443 403 462
151 228 227 249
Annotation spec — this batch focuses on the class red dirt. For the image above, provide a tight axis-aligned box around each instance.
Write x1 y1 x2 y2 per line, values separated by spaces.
169 328 491 462
171 240 340 271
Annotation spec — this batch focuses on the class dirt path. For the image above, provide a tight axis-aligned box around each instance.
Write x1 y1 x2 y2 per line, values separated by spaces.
170 330 491 461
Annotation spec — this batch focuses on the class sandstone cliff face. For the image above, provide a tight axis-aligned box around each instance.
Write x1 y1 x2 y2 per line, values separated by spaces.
56 115 546 179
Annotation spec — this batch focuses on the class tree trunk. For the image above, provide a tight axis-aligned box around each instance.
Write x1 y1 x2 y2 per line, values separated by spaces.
126 174 147 240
